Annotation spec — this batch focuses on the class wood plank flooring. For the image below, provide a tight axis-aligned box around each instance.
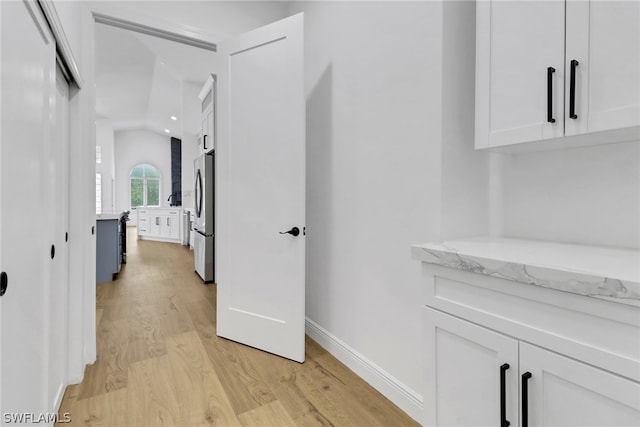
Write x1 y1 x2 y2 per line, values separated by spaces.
57 228 419 426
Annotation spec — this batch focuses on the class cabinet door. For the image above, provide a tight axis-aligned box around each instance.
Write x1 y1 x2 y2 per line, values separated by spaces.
201 103 212 154
476 1 565 148
138 214 150 236
150 215 161 236
168 211 180 240
565 0 640 136
424 308 519 427
520 342 640 427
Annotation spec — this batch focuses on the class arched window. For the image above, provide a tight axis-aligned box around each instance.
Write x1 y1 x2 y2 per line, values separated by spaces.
130 164 160 207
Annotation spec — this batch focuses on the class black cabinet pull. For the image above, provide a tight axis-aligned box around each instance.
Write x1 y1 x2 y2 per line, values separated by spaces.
65 232 69 242
50 245 55 260
0 272 7 296
547 67 556 123
570 59 579 119
500 363 510 427
203 134 207 150
522 372 532 427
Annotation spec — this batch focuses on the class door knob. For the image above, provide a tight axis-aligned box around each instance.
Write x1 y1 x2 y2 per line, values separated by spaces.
279 227 300 237
0 272 7 296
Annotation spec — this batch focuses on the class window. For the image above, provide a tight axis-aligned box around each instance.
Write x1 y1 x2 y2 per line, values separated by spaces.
96 173 102 214
130 164 160 208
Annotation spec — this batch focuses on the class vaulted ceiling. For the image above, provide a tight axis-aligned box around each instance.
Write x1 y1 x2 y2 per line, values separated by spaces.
95 23 215 137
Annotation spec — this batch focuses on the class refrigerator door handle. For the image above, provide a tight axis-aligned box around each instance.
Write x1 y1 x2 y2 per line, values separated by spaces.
195 169 203 218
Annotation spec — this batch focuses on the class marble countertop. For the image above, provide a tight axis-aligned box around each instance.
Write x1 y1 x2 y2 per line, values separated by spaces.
96 213 125 221
411 237 640 306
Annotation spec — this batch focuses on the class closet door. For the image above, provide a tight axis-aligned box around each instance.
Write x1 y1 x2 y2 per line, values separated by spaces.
0 0 56 415
47 63 71 412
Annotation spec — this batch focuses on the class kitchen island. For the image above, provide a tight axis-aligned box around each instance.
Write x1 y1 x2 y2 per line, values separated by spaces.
96 212 127 283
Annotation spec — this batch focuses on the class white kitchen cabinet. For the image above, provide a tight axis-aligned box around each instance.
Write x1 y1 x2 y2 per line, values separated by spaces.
426 308 640 427
137 212 150 236
414 237 640 427
521 342 640 427
565 0 640 137
198 75 216 155
136 208 181 243
424 308 518 427
476 0 640 149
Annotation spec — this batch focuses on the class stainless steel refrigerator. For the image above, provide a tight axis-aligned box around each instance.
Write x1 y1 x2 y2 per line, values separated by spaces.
193 152 213 282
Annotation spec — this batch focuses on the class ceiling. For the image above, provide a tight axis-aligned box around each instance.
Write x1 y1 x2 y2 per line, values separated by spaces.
95 22 216 137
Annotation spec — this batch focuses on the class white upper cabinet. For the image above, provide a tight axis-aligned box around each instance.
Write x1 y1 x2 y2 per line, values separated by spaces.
476 0 640 149
476 1 565 148
565 0 640 136
198 75 216 155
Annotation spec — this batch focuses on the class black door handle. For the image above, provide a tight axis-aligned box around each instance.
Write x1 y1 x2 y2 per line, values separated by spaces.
0 272 7 296
522 372 532 427
569 59 579 119
547 67 556 123
500 363 510 427
279 227 300 237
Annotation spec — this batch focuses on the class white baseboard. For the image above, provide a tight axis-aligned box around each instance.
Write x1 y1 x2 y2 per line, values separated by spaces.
305 318 423 424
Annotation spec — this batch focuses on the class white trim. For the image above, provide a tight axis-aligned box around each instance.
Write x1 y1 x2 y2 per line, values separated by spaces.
305 318 423 423
38 0 84 88
93 12 216 52
88 2 220 47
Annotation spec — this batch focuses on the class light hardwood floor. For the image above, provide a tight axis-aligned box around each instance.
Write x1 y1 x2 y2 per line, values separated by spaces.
57 227 419 426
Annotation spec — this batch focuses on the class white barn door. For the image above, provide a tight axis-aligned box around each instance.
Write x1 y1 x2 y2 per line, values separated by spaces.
0 0 56 416
216 14 306 362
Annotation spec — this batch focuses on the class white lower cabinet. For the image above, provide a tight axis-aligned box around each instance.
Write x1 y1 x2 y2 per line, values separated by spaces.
521 343 640 427
136 208 181 243
425 307 640 427
425 308 518 427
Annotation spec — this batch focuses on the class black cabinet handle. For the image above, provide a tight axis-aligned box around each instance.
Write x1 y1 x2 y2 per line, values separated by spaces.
203 134 208 150
0 272 7 296
570 59 579 119
279 227 300 237
500 363 510 427
65 232 69 242
50 245 55 260
547 67 556 123
522 372 532 427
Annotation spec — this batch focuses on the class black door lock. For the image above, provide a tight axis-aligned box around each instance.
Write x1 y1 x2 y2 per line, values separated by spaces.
279 227 300 237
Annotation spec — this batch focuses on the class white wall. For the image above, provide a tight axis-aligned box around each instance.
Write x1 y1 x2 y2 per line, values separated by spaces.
499 140 640 249
441 1 491 241
181 81 201 211
290 2 443 420
114 130 172 212
95 119 116 213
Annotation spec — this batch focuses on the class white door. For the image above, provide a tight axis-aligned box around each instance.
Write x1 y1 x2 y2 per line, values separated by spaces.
565 0 640 136
424 308 519 427
216 13 305 362
475 1 565 148
1 0 56 415
520 342 640 426
47 63 71 411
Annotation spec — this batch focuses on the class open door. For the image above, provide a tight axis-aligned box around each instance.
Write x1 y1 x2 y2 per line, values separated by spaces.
216 13 305 362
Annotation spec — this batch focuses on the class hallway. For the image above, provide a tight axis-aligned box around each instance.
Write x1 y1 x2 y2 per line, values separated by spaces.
57 228 418 426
